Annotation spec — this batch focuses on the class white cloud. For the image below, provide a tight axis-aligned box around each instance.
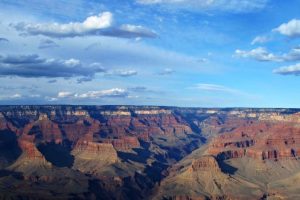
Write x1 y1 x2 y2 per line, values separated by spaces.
136 0 268 13
273 19 300 38
11 93 22 98
82 12 113 29
234 47 282 62
235 46 300 62
120 24 152 34
251 35 271 45
273 63 300 76
14 12 112 38
77 88 128 98
282 47 300 61
58 91 74 98
13 12 157 39
57 88 128 99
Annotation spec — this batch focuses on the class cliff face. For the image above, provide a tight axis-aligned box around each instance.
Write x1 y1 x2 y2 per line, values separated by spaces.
18 136 46 161
1 106 300 199
72 140 118 174
8 134 52 175
36 114 63 144
104 136 141 151
206 117 300 161
98 110 192 140
190 156 220 172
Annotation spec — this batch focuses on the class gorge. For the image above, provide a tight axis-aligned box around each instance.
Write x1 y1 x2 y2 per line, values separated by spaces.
1 106 300 199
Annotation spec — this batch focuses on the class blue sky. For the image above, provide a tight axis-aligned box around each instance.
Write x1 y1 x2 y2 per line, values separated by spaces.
0 0 300 107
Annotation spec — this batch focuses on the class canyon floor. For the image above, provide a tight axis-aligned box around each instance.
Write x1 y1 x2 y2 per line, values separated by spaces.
1 106 300 199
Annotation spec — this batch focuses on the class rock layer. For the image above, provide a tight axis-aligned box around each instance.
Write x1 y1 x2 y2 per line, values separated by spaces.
1 106 300 199
71 140 118 174
207 119 300 161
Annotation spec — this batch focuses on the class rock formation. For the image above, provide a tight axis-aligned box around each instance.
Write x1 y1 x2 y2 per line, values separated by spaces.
1 106 300 199
8 135 52 176
206 119 300 161
72 140 118 174
103 136 140 151
189 156 220 172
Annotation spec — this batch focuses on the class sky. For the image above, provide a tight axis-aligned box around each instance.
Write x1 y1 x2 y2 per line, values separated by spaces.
0 0 300 107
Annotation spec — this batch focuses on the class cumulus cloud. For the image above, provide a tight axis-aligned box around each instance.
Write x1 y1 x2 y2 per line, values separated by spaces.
39 39 59 49
235 47 282 62
136 0 268 13
0 54 106 78
235 47 300 62
251 35 271 45
13 12 157 39
273 63 300 76
282 47 300 61
273 19 300 38
57 88 128 99
14 12 113 38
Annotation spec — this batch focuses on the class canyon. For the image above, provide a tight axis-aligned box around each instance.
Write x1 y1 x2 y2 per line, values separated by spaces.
1 106 300 199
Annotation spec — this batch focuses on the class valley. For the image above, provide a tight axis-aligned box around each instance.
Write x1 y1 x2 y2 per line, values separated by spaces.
0 106 300 199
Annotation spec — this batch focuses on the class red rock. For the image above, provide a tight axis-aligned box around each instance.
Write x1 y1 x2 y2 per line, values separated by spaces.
103 136 140 151
72 140 118 162
0 113 19 134
38 116 62 144
18 136 45 161
71 140 118 174
62 118 100 142
106 114 191 136
190 156 220 172
206 119 300 161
